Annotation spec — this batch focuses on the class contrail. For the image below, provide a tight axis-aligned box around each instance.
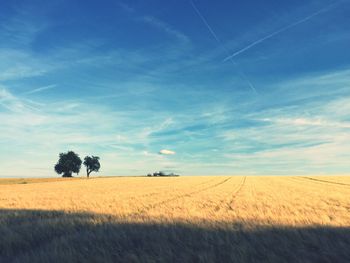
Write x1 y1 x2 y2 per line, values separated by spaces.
190 0 258 94
190 0 221 44
223 2 339 62
23 84 56 95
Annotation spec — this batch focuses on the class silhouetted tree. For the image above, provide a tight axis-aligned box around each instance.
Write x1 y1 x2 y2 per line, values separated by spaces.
54 151 82 177
83 156 101 178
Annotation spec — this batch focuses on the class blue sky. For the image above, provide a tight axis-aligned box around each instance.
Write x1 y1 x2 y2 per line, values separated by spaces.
0 0 350 177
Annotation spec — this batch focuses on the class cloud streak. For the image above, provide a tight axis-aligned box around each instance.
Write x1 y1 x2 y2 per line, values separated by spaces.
142 16 190 44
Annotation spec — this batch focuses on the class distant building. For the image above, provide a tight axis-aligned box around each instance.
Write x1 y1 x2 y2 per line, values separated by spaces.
148 171 179 177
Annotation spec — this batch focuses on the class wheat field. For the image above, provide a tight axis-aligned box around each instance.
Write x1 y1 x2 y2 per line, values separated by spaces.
0 176 349 262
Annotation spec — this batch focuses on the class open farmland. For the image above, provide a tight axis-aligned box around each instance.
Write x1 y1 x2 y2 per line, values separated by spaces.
0 176 349 262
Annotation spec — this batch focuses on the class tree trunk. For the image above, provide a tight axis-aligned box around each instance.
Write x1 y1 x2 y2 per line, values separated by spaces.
87 168 90 178
62 171 72 177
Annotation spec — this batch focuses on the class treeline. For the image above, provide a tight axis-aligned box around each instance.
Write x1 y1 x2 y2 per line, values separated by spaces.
54 151 100 178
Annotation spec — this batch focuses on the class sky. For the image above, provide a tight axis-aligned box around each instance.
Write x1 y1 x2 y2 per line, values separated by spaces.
0 0 350 177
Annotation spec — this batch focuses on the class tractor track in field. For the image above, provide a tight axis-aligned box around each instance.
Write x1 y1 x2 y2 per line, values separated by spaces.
226 176 246 211
248 176 257 200
232 176 246 198
126 177 218 201
298 176 350 187
138 177 232 212
287 176 350 188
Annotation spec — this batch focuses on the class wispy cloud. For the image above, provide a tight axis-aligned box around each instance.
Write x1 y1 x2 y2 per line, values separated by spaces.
0 57 48 81
142 16 190 44
262 117 350 128
118 2 190 45
0 86 40 112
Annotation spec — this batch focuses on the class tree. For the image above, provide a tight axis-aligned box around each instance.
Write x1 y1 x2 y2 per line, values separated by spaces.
54 151 82 177
83 156 101 178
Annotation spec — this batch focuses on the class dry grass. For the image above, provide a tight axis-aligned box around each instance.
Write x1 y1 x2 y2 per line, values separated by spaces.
0 177 82 185
0 176 349 262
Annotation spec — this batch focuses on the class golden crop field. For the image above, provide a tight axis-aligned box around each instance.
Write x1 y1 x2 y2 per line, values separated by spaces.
1 176 349 262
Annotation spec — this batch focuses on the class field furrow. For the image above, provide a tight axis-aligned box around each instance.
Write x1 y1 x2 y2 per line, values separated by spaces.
298 176 350 186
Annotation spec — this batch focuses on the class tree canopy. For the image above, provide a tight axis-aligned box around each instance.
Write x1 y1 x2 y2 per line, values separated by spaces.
83 156 101 178
54 151 82 177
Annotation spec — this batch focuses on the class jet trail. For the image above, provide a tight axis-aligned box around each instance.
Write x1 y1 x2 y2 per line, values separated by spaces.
223 2 339 62
190 0 221 44
190 0 258 94
23 84 56 95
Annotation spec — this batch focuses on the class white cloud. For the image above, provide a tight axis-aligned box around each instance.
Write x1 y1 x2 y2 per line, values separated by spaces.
159 149 176 155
